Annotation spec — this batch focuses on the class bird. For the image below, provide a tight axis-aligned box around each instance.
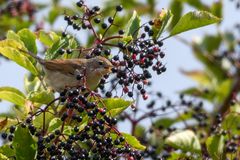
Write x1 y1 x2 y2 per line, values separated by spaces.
23 50 113 92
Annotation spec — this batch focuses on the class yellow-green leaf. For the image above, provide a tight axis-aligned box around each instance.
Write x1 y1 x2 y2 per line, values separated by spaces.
165 130 201 153
27 90 54 104
0 87 25 107
38 30 60 47
0 45 38 75
122 133 146 150
17 29 37 54
170 11 221 36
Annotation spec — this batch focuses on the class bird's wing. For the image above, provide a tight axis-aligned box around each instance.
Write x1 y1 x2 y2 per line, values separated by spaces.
43 59 87 76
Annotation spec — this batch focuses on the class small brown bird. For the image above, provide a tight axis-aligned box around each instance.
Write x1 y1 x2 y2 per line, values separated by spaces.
25 51 113 92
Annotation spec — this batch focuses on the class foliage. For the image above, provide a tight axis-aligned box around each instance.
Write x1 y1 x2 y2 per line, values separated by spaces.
0 0 239 160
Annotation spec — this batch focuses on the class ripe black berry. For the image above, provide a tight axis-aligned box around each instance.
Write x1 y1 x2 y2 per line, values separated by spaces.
1 133 7 139
76 1 83 7
101 23 108 29
108 17 114 23
105 91 112 97
94 18 101 24
116 5 123 12
118 30 124 35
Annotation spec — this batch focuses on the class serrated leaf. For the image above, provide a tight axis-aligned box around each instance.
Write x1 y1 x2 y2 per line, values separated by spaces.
206 135 225 160
0 87 25 107
12 127 37 160
165 130 201 153
122 133 146 150
125 10 141 40
48 118 62 132
170 11 221 36
27 90 54 104
102 98 132 116
38 30 60 47
17 29 37 54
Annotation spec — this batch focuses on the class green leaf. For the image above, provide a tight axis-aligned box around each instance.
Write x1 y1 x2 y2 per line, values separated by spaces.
0 153 9 160
125 10 141 40
24 75 42 93
199 34 222 53
170 11 221 36
0 40 38 75
48 118 62 132
181 70 211 87
165 130 201 153
223 32 236 52
135 125 146 139
38 30 60 47
215 79 232 103
0 145 15 158
17 29 37 54
211 1 223 18
192 43 226 81
6 30 23 45
63 126 73 135
169 0 183 30
0 87 25 107
33 111 55 129
183 0 208 10
152 9 173 39
122 133 146 150
45 37 69 60
222 113 240 134
12 127 37 160
48 7 59 24
206 135 225 160
0 39 26 51
27 90 54 104
153 118 176 128
102 98 132 116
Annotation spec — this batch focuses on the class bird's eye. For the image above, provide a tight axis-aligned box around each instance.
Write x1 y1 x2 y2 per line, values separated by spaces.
98 61 104 65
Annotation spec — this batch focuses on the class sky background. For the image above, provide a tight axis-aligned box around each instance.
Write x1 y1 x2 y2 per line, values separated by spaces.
0 0 239 132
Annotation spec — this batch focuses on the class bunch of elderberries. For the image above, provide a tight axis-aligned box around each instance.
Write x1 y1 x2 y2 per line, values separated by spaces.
61 0 166 101
0 0 35 19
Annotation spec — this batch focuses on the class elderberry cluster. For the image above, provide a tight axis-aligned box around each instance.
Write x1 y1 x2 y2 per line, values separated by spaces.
60 0 166 100
0 0 35 19
1 86 143 159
